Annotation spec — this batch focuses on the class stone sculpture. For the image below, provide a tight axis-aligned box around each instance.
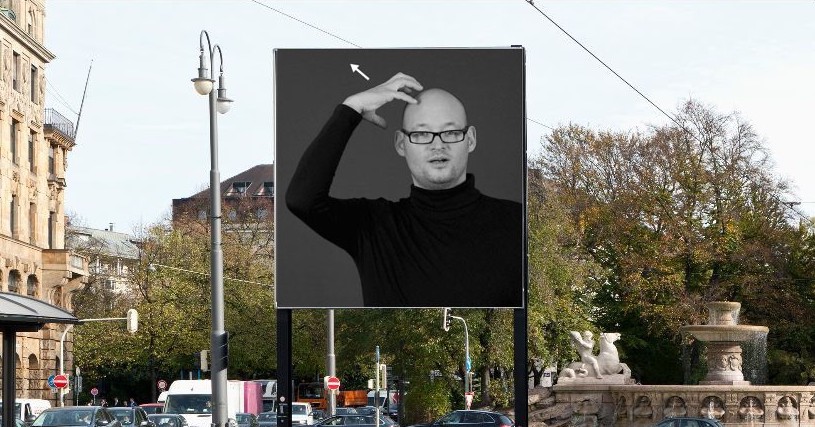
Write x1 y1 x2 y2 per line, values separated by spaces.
558 331 632 384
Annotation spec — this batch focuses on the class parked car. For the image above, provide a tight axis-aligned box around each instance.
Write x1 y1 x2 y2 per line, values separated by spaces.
148 414 188 427
315 414 398 427
334 408 356 416
310 410 327 422
140 404 164 415
409 410 513 427
235 413 259 427
256 412 277 427
0 417 27 427
31 406 123 427
107 407 155 427
654 418 725 427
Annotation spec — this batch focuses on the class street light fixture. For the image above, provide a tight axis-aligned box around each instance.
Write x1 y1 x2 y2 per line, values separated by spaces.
59 310 138 406
191 29 233 427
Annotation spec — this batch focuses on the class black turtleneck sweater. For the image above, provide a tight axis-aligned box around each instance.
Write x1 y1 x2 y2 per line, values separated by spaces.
286 104 523 307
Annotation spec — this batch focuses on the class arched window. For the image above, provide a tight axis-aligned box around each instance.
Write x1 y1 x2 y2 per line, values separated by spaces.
26 274 38 297
8 270 21 293
27 354 38 396
15 353 23 396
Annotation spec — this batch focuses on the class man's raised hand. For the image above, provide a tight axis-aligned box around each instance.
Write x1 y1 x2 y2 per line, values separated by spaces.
343 73 423 129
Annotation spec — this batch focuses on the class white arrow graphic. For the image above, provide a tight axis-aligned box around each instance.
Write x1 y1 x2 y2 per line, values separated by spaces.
350 64 370 81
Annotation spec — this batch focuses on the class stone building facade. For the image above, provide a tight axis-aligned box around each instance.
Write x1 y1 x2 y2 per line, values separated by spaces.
0 0 88 402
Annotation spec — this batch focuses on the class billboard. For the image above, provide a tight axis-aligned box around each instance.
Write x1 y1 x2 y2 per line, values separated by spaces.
275 48 526 308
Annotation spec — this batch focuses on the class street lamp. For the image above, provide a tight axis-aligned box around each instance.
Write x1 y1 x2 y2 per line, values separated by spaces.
192 29 233 427
442 309 472 408
59 310 138 406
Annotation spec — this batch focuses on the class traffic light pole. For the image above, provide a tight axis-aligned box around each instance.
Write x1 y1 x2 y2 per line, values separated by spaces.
442 309 471 401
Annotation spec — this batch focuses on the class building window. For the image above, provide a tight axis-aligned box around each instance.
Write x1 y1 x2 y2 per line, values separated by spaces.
10 195 17 238
28 131 35 172
12 51 19 92
48 145 55 176
29 65 36 103
28 202 35 244
8 270 20 293
48 211 55 249
10 119 18 165
26 275 37 297
231 181 250 196
262 181 274 196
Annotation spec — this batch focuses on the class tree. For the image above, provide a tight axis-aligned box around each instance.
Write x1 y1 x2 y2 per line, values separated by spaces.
536 99 810 384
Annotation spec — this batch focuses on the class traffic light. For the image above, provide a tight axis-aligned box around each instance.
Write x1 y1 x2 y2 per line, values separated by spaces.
442 308 452 332
200 350 210 372
379 364 387 390
126 309 139 334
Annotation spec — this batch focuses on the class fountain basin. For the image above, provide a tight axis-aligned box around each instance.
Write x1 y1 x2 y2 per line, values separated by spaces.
680 325 769 342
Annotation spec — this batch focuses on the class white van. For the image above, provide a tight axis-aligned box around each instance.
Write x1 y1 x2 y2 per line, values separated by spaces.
163 380 261 427
290 402 313 425
0 398 51 423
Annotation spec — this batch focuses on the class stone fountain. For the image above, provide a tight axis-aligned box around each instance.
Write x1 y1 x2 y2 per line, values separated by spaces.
681 301 768 386
549 302 815 427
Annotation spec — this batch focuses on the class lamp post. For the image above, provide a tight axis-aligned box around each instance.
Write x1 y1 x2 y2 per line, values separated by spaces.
59 310 138 406
191 29 233 427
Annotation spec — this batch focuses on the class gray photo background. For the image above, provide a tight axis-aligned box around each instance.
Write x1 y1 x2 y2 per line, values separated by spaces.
275 48 525 308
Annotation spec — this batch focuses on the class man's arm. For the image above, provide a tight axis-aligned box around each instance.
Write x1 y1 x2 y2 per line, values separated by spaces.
285 73 423 248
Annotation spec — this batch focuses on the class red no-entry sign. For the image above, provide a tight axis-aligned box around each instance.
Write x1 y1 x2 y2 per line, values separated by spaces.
325 376 340 391
53 374 69 389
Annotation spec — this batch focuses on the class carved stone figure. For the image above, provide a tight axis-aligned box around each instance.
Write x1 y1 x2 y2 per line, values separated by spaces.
558 331 632 384
663 396 687 418
776 396 798 420
738 396 764 421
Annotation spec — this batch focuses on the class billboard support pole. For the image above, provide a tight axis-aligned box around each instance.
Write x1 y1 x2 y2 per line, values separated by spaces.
277 309 293 427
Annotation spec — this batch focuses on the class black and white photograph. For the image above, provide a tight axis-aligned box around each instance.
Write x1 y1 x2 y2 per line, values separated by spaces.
275 48 526 308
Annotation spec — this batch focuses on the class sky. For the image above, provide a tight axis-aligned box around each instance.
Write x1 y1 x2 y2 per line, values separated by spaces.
43 1 815 233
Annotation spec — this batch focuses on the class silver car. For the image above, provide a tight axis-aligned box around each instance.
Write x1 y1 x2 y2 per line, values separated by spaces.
32 407 123 427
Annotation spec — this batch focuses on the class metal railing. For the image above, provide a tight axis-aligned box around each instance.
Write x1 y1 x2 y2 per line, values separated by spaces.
44 108 76 139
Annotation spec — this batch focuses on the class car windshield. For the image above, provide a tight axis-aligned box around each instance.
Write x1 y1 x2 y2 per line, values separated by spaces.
291 406 307 415
165 395 212 414
236 415 250 423
150 416 179 427
258 414 277 422
108 408 136 426
33 409 95 427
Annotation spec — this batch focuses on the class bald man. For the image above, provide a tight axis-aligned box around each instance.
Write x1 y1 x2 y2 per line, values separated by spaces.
286 73 522 307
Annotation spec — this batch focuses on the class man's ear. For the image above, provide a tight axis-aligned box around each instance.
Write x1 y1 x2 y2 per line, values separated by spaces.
394 131 406 157
467 126 477 153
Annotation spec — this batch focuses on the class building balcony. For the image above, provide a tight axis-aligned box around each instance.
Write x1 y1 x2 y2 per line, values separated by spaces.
44 108 76 148
42 249 89 281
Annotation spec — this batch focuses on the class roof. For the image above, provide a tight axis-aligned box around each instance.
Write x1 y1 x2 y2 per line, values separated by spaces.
67 226 140 260
183 164 274 199
0 293 79 329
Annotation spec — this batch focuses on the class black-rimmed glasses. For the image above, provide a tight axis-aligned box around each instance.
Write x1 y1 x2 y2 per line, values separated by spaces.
400 126 471 144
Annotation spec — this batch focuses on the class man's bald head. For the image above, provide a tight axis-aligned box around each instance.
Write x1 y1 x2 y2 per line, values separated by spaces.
401 88 467 130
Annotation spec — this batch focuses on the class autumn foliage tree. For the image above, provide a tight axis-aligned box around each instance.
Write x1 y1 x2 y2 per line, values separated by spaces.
536 99 815 384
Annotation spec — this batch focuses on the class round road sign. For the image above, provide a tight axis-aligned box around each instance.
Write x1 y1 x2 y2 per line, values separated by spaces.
326 376 340 391
47 374 56 388
90 387 99 396
53 374 69 388
157 379 168 390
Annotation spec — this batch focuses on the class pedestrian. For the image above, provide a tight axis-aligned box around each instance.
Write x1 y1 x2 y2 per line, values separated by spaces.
129 397 137 407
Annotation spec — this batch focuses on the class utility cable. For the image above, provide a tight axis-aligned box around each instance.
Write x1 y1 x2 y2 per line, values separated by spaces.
522 0 813 225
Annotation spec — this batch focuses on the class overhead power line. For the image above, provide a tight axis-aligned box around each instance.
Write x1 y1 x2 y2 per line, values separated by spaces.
522 0 813 225
248 0 362 48
248 0 554 132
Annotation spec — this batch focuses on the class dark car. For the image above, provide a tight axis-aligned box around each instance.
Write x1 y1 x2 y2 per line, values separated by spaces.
139 405 164 416
235 413 258 427
316 414 398 427
31 406 123 427
654 418 725 427
107 407 154 427
256 412 277 427
147 414 188 427
410 410 513 427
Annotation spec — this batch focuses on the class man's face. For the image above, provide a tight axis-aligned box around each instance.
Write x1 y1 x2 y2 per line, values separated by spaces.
395 89 476 190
